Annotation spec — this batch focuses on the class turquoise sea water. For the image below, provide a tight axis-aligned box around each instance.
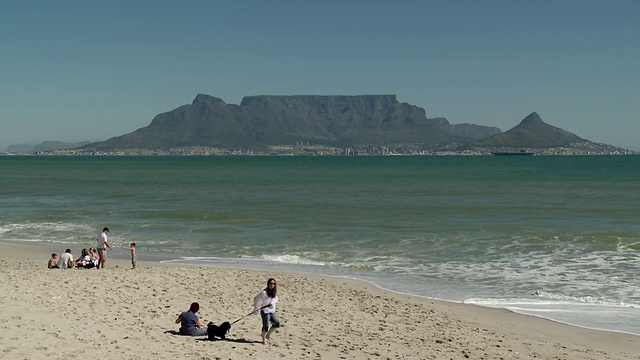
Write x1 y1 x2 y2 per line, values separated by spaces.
1 155 639 335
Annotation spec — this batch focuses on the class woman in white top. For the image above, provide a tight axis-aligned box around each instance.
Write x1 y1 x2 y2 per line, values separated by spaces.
253 278 280 345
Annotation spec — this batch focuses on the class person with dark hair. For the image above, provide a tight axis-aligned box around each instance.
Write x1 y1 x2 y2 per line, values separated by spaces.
121 242 137 269
96 227 111 269
75 248 91 268
175 302 207 336
253 278 280 345
58 249 75 269
48 253 59 269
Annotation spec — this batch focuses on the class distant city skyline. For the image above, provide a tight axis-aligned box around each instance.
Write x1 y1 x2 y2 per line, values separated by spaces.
1 1 638 151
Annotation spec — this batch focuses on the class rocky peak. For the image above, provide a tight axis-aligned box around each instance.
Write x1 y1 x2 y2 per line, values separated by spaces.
470 112 586 148
520 112 544 126
192 94 227 107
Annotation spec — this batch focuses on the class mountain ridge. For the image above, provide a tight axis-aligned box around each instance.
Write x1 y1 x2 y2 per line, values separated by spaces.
86 94 499 151
6 94 633 155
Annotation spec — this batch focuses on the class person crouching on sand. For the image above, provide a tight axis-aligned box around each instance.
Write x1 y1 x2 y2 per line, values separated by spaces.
253 278 280 345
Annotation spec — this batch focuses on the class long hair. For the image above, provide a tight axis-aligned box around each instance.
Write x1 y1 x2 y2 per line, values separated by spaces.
265 278 277 298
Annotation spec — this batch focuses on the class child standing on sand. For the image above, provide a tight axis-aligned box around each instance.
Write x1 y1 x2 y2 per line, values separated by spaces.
121 242 137 269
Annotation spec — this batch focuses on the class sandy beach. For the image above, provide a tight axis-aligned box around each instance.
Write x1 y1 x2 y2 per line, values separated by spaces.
0 242 637 360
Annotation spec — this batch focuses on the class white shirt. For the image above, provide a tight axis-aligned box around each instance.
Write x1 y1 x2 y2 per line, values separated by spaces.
253 290 278 314
79 255 91 266
97 232 108 250
58 252 74 268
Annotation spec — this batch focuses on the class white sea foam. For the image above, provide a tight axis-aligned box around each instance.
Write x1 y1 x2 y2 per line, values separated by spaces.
0 222 95 243
464 297 640 335
260 254 327 266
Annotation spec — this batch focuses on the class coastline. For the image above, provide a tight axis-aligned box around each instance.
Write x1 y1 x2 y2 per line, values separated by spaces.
1 241 638 359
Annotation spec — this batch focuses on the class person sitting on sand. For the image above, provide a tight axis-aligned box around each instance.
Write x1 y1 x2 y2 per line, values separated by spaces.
90 248 100 268
175 302 207 336
48 253 59 269
57 249 75 269
75 249 90 267
81 252 95 268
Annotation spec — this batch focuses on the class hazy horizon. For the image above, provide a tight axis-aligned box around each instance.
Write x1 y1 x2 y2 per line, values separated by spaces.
2 1 638 151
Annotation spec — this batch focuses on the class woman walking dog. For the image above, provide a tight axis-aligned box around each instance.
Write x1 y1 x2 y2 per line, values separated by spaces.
253 278 280 345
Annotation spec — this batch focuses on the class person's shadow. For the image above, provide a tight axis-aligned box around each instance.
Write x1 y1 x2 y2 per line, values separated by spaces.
196 337 262 344
164 330 261 344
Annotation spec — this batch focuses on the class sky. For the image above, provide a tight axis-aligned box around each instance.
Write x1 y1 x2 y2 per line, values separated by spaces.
1 0 638 151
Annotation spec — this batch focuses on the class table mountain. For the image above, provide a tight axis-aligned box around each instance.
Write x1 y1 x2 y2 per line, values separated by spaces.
87 94 496 151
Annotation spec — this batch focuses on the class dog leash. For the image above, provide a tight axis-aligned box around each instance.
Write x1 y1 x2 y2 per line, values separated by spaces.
230 303 271 325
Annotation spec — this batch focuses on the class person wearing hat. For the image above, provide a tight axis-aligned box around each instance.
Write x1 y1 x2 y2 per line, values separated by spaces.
96 227 111 269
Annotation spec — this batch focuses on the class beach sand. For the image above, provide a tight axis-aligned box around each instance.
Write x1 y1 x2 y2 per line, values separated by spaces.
0 242 637 360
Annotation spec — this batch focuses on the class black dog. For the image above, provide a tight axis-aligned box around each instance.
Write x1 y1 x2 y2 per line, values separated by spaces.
207 321 231 340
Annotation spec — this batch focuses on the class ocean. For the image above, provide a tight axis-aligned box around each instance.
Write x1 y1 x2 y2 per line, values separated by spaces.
1 155 639 335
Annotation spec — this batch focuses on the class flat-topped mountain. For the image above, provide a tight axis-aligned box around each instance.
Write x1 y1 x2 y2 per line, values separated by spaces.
86 94 499 151
468 112 588 148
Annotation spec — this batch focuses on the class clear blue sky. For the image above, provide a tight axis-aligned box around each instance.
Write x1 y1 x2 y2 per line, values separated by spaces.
1 0 638 150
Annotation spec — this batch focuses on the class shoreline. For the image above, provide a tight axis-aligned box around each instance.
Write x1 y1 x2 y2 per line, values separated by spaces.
159 254 640 338
1 240 638 359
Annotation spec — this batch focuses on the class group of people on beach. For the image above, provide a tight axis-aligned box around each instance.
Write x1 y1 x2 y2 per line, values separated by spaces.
46 227 138 270
45 226 279 344
48 247 102 269
175 278 281 345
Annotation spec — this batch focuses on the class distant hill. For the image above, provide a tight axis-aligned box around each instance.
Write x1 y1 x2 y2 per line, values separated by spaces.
6 141 91 153
34 141 92 152
468 112 588 148
5 143 36 152
85 94 498 151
